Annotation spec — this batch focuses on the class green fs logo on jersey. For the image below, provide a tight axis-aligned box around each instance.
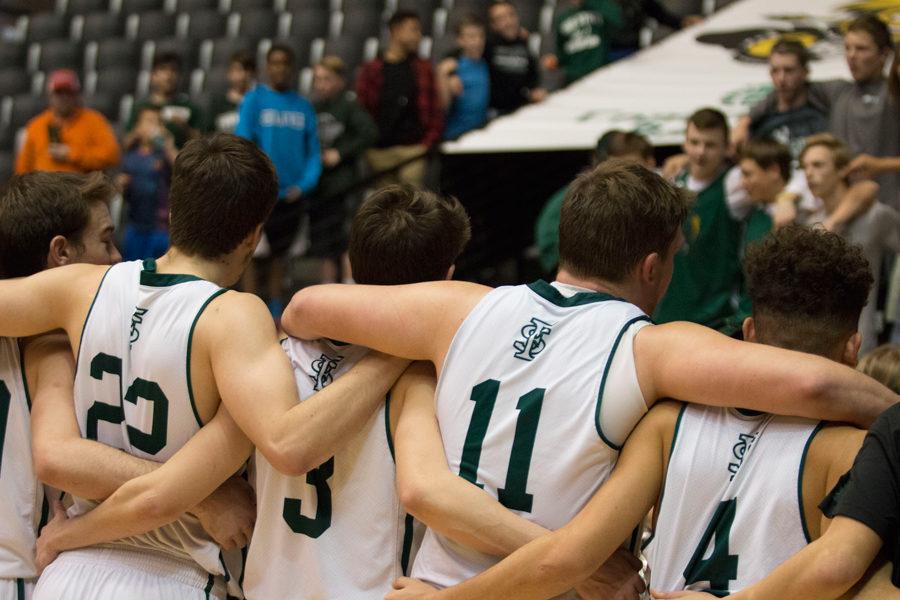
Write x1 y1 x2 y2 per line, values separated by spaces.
130 307 149 347
310 353 343 391
513 317 553 362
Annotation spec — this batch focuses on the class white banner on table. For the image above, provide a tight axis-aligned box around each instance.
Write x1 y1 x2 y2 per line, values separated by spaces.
444 0 899 153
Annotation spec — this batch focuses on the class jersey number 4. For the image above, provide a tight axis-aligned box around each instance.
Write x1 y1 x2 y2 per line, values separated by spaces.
0 380 10 477
85 353 169 455
683 498 739 593
459 379 545 512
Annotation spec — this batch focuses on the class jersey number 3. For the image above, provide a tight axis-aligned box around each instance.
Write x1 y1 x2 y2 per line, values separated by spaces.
283 457 334 538
459 379 545 512
0 380 10 477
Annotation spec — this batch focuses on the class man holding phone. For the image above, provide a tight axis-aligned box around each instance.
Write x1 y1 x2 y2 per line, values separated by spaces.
15 69 121 175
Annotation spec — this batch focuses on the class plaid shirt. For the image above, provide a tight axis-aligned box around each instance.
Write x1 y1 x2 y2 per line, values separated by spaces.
355 55 443 148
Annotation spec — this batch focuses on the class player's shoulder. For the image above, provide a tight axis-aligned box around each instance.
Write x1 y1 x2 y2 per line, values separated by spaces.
195 289 271 335
808 422 867 470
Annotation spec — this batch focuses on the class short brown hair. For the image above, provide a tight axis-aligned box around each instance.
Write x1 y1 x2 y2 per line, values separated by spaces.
317 55 347 78
746 225 872 356
846 14 893 52
0 171 115 278
348 185 471 285
168 133 278 259
455 14 485 36
858 344 900 394
687 107 729 142
741 138 792 181
559 160 690 282
799 133 854 172
770 38 810 68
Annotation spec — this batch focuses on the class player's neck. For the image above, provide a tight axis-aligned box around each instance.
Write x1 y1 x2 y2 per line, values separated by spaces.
555 269 640 306
154 248 243 288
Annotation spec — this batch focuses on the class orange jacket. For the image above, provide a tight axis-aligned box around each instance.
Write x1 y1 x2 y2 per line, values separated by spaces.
15 107 121 174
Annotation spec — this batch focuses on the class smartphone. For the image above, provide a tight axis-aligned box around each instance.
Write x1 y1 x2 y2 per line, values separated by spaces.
47 123 60 144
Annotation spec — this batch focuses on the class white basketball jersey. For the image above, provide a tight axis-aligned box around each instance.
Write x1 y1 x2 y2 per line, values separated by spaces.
0 337 43 580
72 260 240 594
646 404 820 595
412 281 651 591
244 338 418 600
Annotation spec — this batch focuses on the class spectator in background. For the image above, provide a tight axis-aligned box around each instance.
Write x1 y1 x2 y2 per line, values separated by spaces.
205 49 256 134
127 52 202 150
311 56 377 283
357 10 442 187
485 0 546 115
236 43 321 317
15 69 120 175
117 105 177 262
609 0 702 61
548 0 623 85
739 15 900 209
734 39 829 159
437 15 490 140
654 108 767 334
535 130 655 274
800 134 900 354
859 344 900 393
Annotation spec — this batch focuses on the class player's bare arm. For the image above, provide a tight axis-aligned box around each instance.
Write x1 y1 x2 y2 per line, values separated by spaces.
387 401 681 600
823 180 878 232
634 322 896 428
34 401 255 571
27 332 254 548
392 363 653 599
205 291 410 475
651 516 884 600
283 281 491 370
392 361 548 556
0 264 106 347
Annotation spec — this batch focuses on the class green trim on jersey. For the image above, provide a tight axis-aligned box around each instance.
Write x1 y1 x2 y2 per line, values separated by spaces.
73 266 113 377
643 403 687 551
186 288 229 427
595 315 652 450
385 392 395 462
140 259 204 287
203 574 214 599
400 513 415 576
18 343 31 412
797 421 826 544
527 280 626 307
15 578 24 600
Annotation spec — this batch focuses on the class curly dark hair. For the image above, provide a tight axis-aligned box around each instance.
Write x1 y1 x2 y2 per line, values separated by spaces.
745 225 872 356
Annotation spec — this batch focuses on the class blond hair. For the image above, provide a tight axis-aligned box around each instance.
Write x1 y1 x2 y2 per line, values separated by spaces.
799 133 854 172
858 344 900 394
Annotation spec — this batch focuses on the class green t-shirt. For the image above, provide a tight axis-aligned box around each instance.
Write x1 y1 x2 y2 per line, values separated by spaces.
128 95 203 149
555 0 623 83
534 185 568 273
654 169 763 332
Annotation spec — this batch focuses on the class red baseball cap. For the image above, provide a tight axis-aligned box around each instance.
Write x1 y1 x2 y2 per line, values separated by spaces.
47 69 81 94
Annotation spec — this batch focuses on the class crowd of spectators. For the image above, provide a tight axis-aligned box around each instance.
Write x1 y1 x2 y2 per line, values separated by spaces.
9 1 900 345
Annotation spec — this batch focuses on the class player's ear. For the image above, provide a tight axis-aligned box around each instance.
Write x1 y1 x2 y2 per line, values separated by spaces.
640 252 661 285
843 332 862 367
47 234 72 267
742 317 756 342
445 264 456 280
